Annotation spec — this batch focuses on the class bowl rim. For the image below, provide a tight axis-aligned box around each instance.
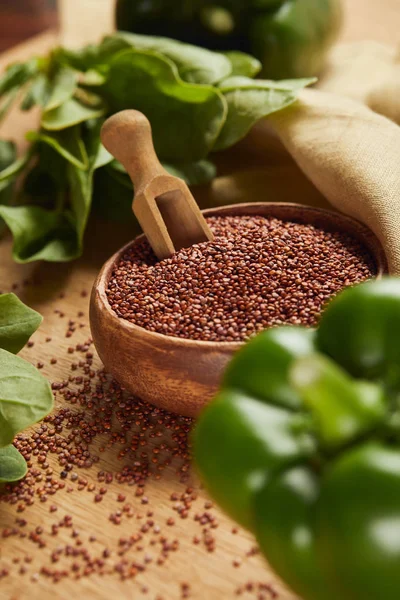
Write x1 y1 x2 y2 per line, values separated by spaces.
93 202 388 350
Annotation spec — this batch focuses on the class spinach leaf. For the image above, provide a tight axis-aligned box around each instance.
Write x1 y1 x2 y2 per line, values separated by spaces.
0 141 17 235
33 140 69 190
78 69 106 86
0 205 78 263
93 165 137 224
0 177 15 210
83 118 113 169
113 32 232 84
0 444 27 483
0 121 112 262
42 97 106 131
0 140 16 170
27 127 89 170
163 160 217 185
215 77 316 150
0 149 32 183
68 119 113 254
0 293 42 354
102 49 227 162
0 89 19 123
74 88 105 109
67 164 92 252
20 73 51 110
22 164 58 205
223 51 262 78
0 34 314 265
93 142 113 170
45 67 78 111
55 36 132 72
0 347 53 447
0 59 38 97
110 157 216 186
0 294 53 483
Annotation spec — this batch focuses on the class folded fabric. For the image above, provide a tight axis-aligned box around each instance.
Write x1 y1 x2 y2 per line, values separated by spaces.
209 42 400 274
319 41 400 123
268 88 400 274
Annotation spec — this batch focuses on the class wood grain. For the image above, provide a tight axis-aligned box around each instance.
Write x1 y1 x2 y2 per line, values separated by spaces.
0 1 398 599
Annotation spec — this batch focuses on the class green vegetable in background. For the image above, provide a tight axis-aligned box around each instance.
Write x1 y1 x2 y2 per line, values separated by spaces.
194 278 400 600
116 0 342 79
0 140 17 236
0 294 53 484
0 33 314 263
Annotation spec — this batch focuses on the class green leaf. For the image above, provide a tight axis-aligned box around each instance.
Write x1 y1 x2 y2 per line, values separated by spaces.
93 143 113 170
27 127 89 170
83 118 113 169
214 77 315 150
1 122 110 263
162 160 217 185
0 293 42 354
113 32 232 84
0 150 32 183
222 51 262 78
0 88 19 123
102 49 227 162
0 140 16 170
0 177 15 211
55 36 131 71
0 141 17 229
66 120 109 253
67 164 92 250
20 73 50 110
22 165 56 204
0 205 78 263
73 87 104 109
110 157 216 187
45 67 78 111
21 142 69 206
0 59 38 97
41 97 106 131
0 348 53 447
92 166 135 224
78 69 106 86
0 444 27 483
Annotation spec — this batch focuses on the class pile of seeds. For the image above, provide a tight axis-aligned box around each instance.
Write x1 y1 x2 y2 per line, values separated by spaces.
107 215 376 342
0 294 278 598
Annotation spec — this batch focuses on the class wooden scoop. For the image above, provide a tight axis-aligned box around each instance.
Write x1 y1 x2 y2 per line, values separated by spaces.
100 110 214 260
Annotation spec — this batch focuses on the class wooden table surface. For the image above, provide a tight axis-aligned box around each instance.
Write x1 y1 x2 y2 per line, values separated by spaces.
0 2 399 599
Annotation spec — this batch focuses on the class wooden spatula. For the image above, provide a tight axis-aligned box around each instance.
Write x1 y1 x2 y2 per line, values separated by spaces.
100 110 214 260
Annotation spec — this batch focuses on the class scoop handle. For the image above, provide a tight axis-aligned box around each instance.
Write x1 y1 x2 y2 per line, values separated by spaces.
100 110 167 191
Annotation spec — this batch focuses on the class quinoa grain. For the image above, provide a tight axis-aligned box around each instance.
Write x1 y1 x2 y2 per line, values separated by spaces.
107 215 375 342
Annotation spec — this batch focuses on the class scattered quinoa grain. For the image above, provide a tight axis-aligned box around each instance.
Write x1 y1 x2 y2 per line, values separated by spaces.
0 282 285 596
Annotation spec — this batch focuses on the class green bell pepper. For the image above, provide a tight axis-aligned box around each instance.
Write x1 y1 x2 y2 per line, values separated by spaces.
194 278 400 600
115 0 342 78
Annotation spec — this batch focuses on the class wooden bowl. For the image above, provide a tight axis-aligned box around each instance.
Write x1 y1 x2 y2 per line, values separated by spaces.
90 203 387 417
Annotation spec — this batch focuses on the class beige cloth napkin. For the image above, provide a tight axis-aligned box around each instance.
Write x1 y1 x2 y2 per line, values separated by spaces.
202 42 400 274
269 88 400 273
